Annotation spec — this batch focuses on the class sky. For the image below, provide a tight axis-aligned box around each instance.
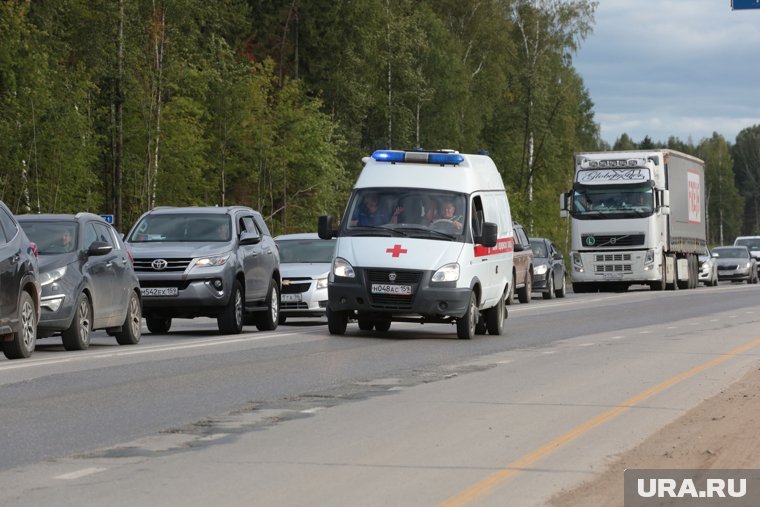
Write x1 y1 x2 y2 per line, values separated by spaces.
572 0 760 146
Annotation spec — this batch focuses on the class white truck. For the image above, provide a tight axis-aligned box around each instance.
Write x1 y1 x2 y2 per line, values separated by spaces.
560 149 706 292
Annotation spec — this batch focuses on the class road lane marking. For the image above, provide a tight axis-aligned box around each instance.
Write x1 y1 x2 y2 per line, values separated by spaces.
54 467 106 480
439 335 760 507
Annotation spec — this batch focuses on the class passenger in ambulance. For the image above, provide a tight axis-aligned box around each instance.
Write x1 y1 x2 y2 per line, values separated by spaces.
422 198 440 225
351 192 390 226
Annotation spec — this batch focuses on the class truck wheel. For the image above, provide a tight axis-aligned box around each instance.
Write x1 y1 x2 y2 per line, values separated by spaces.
326 307 348 335
146 316 172 334
255 279 280 332
3 291 37 360
485 291 505 335
115 290 142 345
543 275 555 300
62 293 92 351
456 291 477 340
517 272 532 303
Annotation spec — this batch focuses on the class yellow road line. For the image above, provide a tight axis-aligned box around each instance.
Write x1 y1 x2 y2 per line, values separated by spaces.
440 335 760 507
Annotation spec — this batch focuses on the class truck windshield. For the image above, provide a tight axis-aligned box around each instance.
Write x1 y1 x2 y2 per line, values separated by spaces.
343 188 467 240
572 187 653 218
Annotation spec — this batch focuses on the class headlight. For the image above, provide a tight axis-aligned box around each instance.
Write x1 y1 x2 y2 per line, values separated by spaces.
333 257 355 279
571 252 583 269
194 254 230 267
644 249 654 265
316 277 328 289
432 263 460 283
746 262 752 269
40 266 67 286
533 264 548 275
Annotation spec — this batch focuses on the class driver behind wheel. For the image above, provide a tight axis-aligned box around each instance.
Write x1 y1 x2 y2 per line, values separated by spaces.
439 199 464 231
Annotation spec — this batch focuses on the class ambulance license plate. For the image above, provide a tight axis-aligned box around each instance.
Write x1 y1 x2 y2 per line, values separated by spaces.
371 284 412 296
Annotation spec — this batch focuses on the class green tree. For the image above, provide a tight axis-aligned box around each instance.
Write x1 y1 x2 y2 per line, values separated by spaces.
732 125 760 235
698 133 743 245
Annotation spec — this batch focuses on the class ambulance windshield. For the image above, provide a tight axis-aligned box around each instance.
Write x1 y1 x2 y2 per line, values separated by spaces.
345 188 467 240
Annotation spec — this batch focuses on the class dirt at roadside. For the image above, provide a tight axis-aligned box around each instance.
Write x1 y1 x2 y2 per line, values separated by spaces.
550 364 760 507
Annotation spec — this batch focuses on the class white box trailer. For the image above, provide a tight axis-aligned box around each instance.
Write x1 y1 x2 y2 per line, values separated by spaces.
560 149 706 292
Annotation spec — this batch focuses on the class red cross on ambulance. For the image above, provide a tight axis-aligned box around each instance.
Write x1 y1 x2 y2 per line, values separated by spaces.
386 244 408 258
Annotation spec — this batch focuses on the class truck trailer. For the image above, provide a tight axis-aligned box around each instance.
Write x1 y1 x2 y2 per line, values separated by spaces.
560 149 706 292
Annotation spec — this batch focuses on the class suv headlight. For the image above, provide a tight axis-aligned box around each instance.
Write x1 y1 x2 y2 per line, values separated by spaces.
40 266 67 286
332 257 355 279
194 253 230 267
432 263 460 283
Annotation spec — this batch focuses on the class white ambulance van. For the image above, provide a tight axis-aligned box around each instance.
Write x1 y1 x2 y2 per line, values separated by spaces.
317 149 514 339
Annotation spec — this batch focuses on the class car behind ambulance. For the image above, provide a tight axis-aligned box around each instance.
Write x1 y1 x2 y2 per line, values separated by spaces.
318 149 514 339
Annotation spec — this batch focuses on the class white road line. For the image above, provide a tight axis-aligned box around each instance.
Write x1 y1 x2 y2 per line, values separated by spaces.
54 467 107 480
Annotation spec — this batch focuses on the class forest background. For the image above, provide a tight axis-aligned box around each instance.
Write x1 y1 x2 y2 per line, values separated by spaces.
1 0 759 249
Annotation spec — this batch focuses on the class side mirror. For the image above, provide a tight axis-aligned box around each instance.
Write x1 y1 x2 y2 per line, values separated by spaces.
478 222 498 248
711 252 718 258
86 241 113 257
240 231 261 245
559 192 569 218
553 252 563 261
318 215 335 240
513 242 524 252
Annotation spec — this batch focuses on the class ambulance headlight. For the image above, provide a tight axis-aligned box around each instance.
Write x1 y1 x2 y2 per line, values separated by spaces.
432 263 460 283
332 257 355 279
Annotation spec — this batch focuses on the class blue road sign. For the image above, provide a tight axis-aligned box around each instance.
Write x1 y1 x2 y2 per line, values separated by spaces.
732 0 760 9
100 214 114 224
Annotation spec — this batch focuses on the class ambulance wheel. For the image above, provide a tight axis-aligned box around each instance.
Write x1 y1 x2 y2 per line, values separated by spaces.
485 291 505 335
358 317 374 331
456 291 477 340
327 307 348 335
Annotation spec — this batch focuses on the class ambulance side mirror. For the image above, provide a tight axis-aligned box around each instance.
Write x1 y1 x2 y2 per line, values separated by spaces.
478 222 498 248
318 215 335 240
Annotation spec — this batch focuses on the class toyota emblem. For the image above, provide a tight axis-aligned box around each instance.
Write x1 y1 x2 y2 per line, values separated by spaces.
388 272 397 282
152 259 168 271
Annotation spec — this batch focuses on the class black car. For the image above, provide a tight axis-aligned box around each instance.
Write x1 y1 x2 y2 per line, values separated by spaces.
17 213 142 350
529 237 567 299
0 201 40 360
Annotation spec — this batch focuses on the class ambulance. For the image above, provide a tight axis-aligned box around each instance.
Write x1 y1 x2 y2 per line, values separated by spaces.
317 149 514 339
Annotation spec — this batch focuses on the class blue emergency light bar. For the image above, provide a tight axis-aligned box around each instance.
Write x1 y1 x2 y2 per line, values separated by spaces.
371 150 464 165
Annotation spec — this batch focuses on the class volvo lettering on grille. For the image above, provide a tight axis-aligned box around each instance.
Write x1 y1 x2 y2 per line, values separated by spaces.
152 259 168 271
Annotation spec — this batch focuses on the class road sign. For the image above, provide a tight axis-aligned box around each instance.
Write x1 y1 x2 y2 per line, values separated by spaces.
100 214 114 224
732 0 760 9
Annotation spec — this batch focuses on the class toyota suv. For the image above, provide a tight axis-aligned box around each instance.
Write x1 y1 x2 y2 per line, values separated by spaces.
125 206 281 334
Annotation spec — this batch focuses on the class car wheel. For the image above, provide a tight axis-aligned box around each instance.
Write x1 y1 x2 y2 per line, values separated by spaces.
505 271 515 305
3 291 37 360
326 307 348 335
374 319 391 332
456 291 477 340
543 275 555 300
146 316 172 334
115 290 142 345
218 281 244 334
556 274 567 298
485 290 505 336
517 271 532 303
62 293 92 351
255 279 280 332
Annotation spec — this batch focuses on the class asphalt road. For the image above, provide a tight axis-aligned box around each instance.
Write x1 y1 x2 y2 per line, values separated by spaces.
1 282 759 506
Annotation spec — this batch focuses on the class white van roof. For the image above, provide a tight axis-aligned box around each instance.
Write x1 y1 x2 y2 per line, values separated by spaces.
355 150 505 193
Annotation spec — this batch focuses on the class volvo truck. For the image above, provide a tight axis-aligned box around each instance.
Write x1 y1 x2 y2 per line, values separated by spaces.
560 149 706 292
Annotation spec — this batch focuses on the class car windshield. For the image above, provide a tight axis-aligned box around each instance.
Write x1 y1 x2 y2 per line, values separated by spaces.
530 241 548 258
19 221 78 254
277 238 335 263
344 188 467 240
128 214 231 242
714 247 749 259
735 238 760 250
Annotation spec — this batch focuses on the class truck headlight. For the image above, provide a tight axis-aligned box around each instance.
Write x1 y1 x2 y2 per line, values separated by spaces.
40 266 67 286
571 252 584 272
643 250 655 271
332 257 355 279
432 263 460 282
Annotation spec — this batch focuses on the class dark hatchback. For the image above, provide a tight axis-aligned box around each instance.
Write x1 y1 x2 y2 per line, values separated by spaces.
529 237 567 299
17 213 142 350
0 201 40 360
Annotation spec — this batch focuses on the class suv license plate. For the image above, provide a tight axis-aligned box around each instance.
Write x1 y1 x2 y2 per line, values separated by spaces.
141 287 178 297
371 284 412 295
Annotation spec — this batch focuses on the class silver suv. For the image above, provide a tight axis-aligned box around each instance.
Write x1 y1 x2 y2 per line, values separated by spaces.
125 206 280 334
